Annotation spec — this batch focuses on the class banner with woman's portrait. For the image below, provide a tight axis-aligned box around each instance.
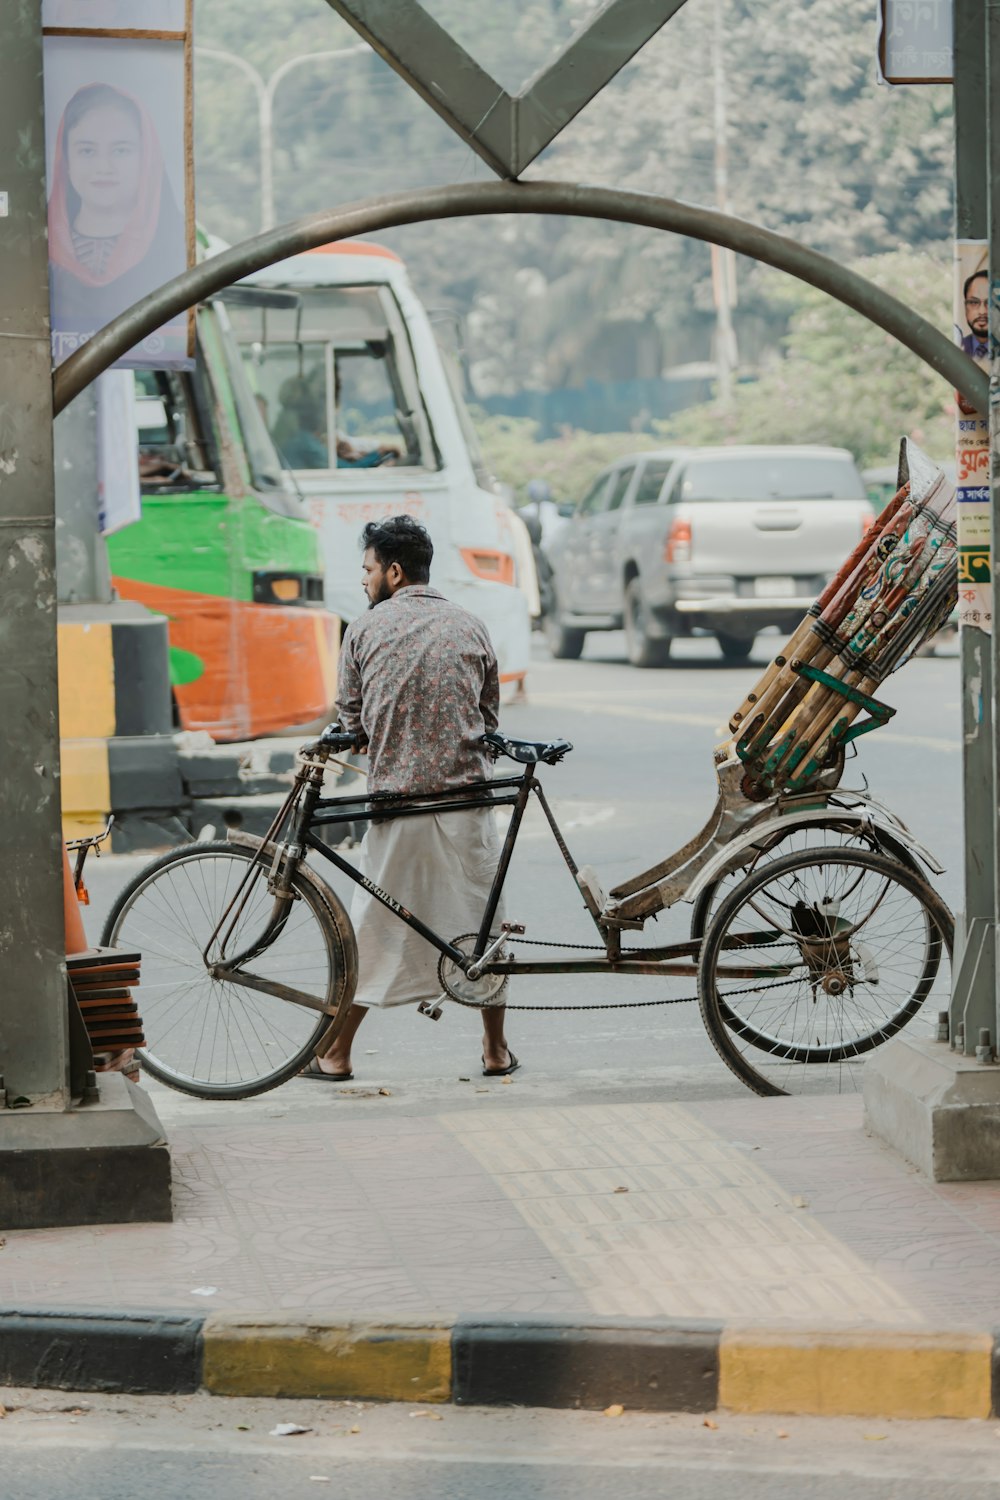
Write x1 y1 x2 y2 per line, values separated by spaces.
42 3 193 369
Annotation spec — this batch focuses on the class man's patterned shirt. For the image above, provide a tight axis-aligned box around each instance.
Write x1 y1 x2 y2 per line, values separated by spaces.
335 585 499 794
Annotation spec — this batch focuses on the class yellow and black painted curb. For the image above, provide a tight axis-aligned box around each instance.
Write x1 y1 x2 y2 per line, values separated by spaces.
0 1311 996 1418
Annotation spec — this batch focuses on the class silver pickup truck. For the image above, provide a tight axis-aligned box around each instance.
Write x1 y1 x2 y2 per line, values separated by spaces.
543 444 875 666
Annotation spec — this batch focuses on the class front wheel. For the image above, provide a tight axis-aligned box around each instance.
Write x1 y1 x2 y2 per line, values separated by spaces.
543 606 586 660
100 841 357 1099
697 847 953 1097
624 578 671 668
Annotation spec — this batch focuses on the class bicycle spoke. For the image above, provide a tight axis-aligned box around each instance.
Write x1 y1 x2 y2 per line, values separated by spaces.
698 848 952 1097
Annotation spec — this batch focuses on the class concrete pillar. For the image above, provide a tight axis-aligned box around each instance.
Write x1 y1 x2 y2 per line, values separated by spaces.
0 6 171 1228
0 1 71 1106
863 0 1000 1180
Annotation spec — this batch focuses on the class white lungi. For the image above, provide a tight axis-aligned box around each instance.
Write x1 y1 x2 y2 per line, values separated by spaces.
352 807 504 1008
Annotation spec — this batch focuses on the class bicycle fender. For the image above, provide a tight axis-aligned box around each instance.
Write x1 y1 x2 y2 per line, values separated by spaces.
681 803 944 907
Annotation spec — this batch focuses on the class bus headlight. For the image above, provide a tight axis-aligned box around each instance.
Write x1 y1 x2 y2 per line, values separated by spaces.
252 571 324 605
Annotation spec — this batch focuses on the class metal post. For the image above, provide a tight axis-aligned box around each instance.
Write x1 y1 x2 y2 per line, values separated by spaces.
0 6 69 1101
261 49 368 230
951 0 994 1053
988 0 1000 1053
710 0 738 408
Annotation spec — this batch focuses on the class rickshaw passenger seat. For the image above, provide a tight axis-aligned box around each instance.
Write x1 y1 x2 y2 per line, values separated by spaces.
576 864 606 918
483 732 573 765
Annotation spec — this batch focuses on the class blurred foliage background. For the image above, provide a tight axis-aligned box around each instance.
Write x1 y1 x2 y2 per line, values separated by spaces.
193 0 956 491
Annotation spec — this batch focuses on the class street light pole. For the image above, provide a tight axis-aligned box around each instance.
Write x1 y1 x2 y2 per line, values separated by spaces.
196 45 368 231
710 0 738 409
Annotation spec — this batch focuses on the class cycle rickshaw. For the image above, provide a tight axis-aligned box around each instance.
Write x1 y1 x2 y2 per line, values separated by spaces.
100 440 957 1100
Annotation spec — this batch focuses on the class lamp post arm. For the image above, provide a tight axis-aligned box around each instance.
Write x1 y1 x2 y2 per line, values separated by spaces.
261 46 370 228
196 47 269 230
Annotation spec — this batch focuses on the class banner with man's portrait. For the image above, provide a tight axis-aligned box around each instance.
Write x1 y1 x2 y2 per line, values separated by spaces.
42 2 193 369
954 241 991 634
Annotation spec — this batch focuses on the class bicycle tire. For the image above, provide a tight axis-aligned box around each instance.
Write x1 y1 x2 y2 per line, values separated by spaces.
697 846 953 1097
689 818 923 1053
100 840 358 1100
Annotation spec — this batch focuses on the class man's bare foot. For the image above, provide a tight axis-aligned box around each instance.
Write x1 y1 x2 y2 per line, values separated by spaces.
482 1041 519 1076
482 1041 511 1072
317 1051 352 1076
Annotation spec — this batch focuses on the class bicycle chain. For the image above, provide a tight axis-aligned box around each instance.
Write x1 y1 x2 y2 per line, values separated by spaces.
487 933 805 1012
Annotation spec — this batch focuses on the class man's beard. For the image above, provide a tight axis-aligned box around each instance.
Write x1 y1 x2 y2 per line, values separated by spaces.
368 579 393 608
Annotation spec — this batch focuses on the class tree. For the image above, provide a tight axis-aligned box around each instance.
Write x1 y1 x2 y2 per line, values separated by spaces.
656 251 954 468
192 0 954 404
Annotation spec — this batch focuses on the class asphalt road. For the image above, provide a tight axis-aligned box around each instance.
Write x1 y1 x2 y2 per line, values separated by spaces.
0 1391 995 1500
80 631 962 1122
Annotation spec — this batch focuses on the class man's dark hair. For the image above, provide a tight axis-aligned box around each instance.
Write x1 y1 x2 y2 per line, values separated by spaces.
361 515 433 583
964 269 988 301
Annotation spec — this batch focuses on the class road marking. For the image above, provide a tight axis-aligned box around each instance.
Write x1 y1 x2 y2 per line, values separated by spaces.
530 694 959 752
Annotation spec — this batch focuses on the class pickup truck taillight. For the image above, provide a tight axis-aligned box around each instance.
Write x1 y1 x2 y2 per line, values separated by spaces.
665 517 692 564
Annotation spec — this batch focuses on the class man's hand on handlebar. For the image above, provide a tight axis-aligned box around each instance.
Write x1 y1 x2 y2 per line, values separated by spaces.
300 723 362 758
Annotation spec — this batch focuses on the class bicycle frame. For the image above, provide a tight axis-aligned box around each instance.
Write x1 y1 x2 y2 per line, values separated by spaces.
289 760 781 984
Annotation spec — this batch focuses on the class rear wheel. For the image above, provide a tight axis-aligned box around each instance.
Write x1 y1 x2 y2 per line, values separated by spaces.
717 631 755 663
697 846 952 1097
624 578 671 668
101 842 357 1099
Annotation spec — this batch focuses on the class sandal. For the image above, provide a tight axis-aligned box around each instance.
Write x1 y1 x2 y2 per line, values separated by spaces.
482 1050 520 1077
300 1058 354 1082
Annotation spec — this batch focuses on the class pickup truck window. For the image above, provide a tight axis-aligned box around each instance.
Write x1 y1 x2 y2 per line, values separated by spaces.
634 460 673 505
680 455 866 502
579 474 614 515
607 467 634 512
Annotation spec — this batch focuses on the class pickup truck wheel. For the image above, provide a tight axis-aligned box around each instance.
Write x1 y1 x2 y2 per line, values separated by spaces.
543 611 586 660
624 578 671 668
716 631 755 663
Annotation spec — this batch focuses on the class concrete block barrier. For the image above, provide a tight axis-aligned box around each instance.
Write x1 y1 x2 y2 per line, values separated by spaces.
2 1310 998 1419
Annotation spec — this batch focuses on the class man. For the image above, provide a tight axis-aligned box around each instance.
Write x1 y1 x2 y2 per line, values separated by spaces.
302 515 518 1081
960 270 989 360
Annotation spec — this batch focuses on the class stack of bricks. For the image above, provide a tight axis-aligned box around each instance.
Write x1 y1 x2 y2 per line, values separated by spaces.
67 948 143 1080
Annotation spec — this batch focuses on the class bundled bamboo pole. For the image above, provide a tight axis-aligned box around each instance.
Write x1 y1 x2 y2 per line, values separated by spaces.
728 486 910 734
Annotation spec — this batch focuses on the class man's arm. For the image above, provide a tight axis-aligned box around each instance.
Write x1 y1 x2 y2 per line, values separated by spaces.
480 647 500 734
334 627 366 745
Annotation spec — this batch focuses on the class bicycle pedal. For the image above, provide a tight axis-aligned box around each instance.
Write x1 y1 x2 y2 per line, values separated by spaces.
501 922 526 935
418 998 445 1021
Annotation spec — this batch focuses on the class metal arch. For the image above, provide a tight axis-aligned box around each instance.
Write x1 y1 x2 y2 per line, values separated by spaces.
52 179 989 416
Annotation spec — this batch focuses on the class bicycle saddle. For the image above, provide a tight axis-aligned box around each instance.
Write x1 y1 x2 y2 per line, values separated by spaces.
483 732 573 765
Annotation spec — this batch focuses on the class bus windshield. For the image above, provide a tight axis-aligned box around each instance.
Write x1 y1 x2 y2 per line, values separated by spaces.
225 284 438 473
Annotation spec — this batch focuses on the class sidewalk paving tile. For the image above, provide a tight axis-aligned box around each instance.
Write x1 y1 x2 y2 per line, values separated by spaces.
4 1091 1000 1329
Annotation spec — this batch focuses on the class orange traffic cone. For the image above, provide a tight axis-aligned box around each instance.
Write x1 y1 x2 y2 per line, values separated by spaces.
63 843 88 955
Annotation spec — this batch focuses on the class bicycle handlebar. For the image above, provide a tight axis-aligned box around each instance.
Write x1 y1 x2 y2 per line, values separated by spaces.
300 723 359 758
